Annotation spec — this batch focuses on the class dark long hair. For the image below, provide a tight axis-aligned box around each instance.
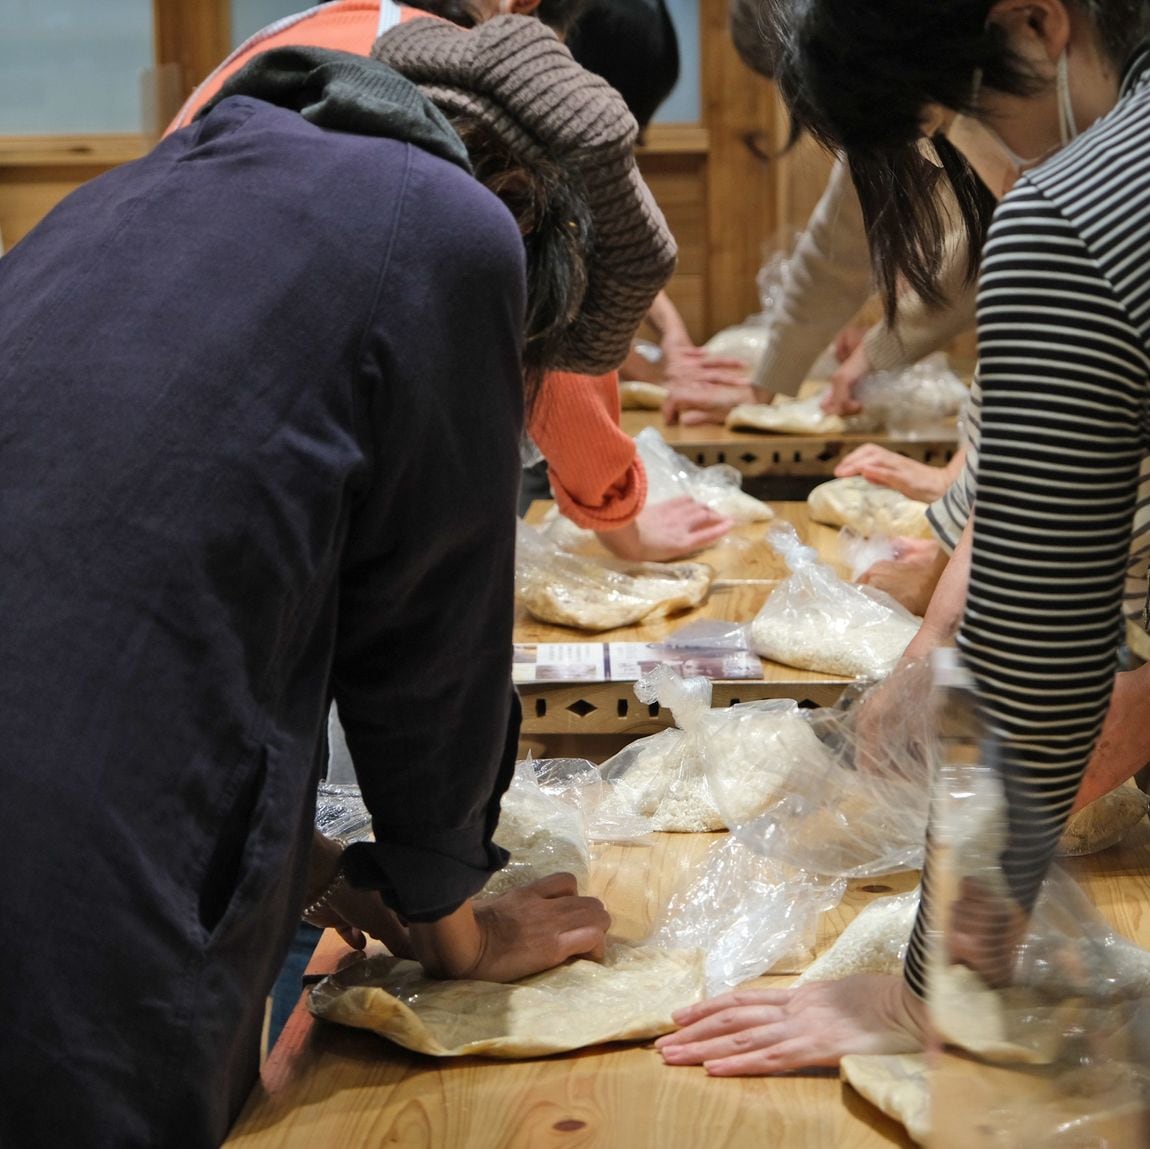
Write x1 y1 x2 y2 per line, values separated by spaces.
773 0 1150 318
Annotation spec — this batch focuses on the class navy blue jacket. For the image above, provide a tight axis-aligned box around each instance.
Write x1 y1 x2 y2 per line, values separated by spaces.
0 97 525 1147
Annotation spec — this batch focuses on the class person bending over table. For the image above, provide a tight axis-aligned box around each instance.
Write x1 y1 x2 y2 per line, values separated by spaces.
661 0 983 426
171 0 734 563
658 0 1150 1074
0 19 680 1145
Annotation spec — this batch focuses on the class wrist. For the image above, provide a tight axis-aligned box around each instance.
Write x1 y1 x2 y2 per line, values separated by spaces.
409 899 484 979
302 858 349 923
595 521 642 561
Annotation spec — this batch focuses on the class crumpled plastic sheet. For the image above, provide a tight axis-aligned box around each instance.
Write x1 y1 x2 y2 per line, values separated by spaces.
481 757 592 898
598 662 933 880
852 353 969 440
648 835 846 995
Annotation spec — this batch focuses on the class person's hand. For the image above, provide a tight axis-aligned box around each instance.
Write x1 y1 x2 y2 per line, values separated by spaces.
303 831 415 955
1074 661 1150 812
655 974 928 1074
662 380 756 426
664 345 753 390
598 496 733 562
858 538 948 616
835 443 951 503
821 342 872 416
834 325 869 364
307 880 415 957
410 873 610 983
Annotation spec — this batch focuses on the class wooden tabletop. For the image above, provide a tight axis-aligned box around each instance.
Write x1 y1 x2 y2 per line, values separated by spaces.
619 409 959 480
516 502 854 738
223 822 1150 1149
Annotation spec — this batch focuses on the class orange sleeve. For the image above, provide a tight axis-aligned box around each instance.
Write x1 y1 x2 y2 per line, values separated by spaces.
528 371 647 530
166 2 429 135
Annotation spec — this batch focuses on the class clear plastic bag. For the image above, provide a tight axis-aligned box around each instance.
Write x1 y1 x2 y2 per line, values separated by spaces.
926 653 1150 1145
709 662 934 879
699 234 800 377
531 756 655 843
480 757 591 898
515 520 714 631
598 667 726 832
315 781 373 844
837 529 899 581
852 353 968 440
649 835 846 995
634 426 773 523
747 522 921 677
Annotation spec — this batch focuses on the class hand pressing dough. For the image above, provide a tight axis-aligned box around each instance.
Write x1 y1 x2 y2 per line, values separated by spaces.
808 476 934 540
517 556 714 631
308 942 705 1058
726 391 881 436
618 380 668 409
1057 779 1148 856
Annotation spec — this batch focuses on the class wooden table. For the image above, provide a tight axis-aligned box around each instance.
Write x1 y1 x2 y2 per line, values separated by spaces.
516 503 854 742
223 823 1150 1149
619 409 960 481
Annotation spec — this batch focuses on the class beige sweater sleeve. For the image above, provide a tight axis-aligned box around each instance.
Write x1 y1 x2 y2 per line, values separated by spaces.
755 160 978 394
753 159 872 396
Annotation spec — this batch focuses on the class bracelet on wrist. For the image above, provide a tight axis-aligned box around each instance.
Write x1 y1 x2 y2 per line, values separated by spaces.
302 864 348 921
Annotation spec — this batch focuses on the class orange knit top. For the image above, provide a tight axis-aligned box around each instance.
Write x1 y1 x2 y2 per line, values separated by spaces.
167 0 646 530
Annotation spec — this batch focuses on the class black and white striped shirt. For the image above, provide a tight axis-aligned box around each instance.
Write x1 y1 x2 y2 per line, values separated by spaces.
906 44 1150 996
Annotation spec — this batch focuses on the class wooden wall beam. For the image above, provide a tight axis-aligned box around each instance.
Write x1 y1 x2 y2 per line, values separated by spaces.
699 0 778 337
153 0 231 104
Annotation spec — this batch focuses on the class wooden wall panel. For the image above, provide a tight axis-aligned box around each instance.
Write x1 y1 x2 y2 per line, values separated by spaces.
0 136 148 249
153 0 231 104
637 140 709 342
699 0 778 337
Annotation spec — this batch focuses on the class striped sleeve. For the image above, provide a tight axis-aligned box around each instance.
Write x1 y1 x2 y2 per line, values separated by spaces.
904 185 1148 996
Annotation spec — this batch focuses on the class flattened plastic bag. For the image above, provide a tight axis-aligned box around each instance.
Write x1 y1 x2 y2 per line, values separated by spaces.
308 941 706 1058
840 868 1150 1145
515 520 713 631
649 835 846 995
747 522 921 677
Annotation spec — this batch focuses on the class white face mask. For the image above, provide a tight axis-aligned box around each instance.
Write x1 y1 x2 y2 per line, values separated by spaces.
944 51 1079 199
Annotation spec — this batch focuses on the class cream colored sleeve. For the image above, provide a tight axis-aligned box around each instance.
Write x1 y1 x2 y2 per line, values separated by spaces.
756 162 978 393
753 159 873 396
